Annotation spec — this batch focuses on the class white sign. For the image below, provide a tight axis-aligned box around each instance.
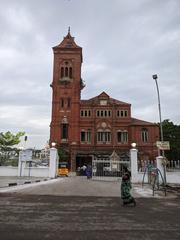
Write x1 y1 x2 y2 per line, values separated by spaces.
156 141 170 150
112 164 118 169
19 149 32 161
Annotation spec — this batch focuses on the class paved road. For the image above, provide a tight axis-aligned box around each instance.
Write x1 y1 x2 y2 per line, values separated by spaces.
1 176 122 197
0 176 170 198
0 176 179 239
0 193 180 240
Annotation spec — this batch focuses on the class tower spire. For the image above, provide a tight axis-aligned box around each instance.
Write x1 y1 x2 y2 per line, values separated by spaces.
68 26 70 35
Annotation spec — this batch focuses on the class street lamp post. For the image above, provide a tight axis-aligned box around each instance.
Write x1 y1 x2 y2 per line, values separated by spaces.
152 74 166 184
152 75 164 144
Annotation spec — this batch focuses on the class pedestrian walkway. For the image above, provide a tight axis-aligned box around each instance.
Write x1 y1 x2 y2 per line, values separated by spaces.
0 176 48 188
0 176 178 198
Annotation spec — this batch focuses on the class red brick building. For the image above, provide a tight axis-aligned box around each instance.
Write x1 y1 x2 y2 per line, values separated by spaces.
50 30 159 171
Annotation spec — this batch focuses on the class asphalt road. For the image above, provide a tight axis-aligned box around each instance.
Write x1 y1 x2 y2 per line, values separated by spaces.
0 176 180 240
0 193 180 240
0 176 168 198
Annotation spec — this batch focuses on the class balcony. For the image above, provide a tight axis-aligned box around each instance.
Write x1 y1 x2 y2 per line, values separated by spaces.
59 77 72 84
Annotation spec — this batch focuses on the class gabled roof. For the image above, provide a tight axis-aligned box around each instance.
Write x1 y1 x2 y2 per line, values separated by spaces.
53 28 81 49
98 91 110 99
81 92 131 106
131 118 157 126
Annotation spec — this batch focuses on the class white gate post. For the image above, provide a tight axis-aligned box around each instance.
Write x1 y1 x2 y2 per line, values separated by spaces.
18 151 26 177
49 147 59 178
156 156 165 183
130 148 138 183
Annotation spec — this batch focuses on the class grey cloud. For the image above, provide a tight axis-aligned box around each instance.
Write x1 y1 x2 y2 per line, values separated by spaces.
0 0 180 148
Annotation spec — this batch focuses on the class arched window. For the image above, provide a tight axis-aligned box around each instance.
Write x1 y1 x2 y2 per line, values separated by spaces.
104 131 111 142
81 131 85 142
96 110 111 118
61 67 64 78
117 130 128 143
65 67 68 77
80 129 91 143
97 129 111 143
60 98 64 108
141 128 148 142
60 61 73 80
61 124 68 139
67 98 71 108
61 117 68 140
69 67 72 78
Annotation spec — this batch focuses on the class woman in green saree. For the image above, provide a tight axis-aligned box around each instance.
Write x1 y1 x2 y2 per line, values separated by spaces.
121 171 136 206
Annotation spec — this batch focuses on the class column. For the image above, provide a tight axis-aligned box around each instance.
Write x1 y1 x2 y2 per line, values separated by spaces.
49 147 59 178
130 148 138 183
156 156 166 183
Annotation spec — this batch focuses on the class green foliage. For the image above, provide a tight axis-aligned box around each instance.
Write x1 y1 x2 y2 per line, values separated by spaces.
162 119 180 160
0 131 25 149
0 147 20 166
58 147 68 162
0 131 25 166
80 78 85 89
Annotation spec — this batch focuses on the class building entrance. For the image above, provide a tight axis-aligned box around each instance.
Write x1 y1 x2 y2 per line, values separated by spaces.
76 155 92 168
76 155 92 175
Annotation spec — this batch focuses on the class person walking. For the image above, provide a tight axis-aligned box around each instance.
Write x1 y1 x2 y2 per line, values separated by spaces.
81 165 87 176
86 165 92 179
121 167 136 206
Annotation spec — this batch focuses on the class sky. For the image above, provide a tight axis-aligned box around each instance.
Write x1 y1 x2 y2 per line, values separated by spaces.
0 0 180 149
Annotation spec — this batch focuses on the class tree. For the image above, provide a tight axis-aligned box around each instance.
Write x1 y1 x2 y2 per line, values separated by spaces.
58 147 68 162
0 131 25 150
0 131 25 166
162 120 180 160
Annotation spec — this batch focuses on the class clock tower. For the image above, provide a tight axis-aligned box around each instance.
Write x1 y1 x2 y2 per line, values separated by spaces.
50 29 83 157
49 30 159 172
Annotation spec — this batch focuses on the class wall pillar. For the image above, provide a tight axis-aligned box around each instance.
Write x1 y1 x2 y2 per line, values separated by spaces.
130 148 138 183
156 156 166 183
49 147 59 178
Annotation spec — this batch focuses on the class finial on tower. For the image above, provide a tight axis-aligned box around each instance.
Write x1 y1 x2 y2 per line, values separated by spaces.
68 26 70 34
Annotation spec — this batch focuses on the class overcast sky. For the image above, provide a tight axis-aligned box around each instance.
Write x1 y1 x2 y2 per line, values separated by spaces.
0 0 180 149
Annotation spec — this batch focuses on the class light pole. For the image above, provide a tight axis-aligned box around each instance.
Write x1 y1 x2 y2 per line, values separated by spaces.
152 74 166 183
152 75 164 144
24 135 27 149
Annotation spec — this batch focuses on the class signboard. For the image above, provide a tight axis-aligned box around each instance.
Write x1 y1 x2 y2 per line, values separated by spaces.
19 149 33 161
112 164 118 170
156 141 170 150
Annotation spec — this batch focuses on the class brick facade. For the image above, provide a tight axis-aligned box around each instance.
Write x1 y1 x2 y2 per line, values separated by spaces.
50 31 159 171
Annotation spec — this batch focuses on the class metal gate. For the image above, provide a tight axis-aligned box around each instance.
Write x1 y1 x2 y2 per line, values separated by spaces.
92 158 130 181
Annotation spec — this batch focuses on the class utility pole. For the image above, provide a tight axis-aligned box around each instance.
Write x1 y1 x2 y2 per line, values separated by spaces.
152 74 166 184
